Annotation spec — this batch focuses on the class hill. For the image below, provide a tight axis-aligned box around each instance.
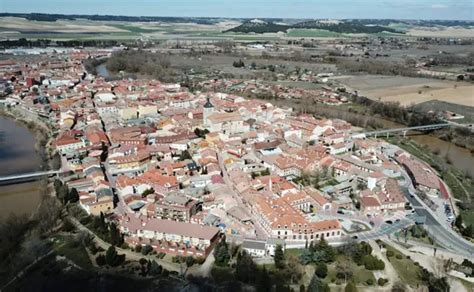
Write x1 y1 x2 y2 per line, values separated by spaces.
226 19 404 34
226 19 290 33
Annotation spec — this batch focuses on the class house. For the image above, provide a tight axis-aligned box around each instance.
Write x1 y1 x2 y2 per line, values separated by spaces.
120 215 220 257
155 194 199 222
79 192 114 216
205 111 250 134
242 238 286 257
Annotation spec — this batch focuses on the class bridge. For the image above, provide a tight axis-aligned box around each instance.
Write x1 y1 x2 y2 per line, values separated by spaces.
352 123 450 139
0 170 61 184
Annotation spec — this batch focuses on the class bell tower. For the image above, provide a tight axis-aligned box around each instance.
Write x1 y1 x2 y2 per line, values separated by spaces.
203 96 214 127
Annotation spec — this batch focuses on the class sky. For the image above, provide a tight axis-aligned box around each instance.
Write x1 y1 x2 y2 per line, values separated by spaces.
1 0 473 20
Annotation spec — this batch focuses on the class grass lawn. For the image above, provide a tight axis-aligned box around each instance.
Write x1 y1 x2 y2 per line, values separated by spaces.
52 235 93 269
460 209 474 227
285 248 303 258
384 244 423 288
325 255 376 286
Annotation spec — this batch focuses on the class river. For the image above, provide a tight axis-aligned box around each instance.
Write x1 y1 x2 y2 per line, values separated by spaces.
0 116 42 218
373 118 474 177
96 64 110 78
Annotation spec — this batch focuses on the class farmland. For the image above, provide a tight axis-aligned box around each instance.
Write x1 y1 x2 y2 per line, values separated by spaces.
337 75 474 106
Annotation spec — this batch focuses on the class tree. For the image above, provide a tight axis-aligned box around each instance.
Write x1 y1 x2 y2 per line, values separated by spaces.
307 275 330 292
148 260 162 276
96 254 106 266
109 222 124 246
282 254 304 283
454 214 462 230
345 281 358 292
185 256 195 267
179 150 192 161
256 266 272 292
315 262 328 278
67 188 79 203
105 246 125 267
274 244 285 269
141 244 153 255
235 250 257 283
214 238 230 266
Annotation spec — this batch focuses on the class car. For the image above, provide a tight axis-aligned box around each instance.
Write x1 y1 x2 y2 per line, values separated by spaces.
337 209 345 215
369 221 375 227
352 235 358 239
385 220 393 224
395 219 400 223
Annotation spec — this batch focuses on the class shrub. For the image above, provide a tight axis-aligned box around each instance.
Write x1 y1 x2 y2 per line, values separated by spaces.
195 256 206 265
366 278 374 286
139 258 148 266
62 220 75 232
141 244 153 255
96 254 106 266
396 254 403 260
186 256 195 267
386 250 394 257
315 262 328 279
378 278 388 286
363 255 385 270
135 245 142 253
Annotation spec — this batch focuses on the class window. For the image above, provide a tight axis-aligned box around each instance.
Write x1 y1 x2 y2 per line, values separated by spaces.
326 232 330 237
332 231 335 236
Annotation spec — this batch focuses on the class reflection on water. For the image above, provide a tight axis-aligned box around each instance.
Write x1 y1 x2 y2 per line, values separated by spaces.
0 116 41 218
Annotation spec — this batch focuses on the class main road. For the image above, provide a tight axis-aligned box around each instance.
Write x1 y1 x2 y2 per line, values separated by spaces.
399 166 474 258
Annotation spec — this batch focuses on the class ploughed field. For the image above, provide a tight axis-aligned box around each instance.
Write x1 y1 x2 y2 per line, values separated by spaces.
337 75 474 107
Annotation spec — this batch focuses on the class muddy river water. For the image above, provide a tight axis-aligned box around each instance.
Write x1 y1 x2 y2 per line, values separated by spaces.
0 115 42 218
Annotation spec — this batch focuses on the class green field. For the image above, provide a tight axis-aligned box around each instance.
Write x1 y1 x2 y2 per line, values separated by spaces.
287 29 344 38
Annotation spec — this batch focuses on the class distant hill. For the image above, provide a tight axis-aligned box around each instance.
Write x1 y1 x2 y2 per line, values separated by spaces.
226 19 405 34
226 19 290 33
0 13 221 25
292 20 402 34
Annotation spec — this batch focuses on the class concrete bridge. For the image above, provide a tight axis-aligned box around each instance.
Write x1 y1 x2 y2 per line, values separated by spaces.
352 123 450 139
0 170 61 185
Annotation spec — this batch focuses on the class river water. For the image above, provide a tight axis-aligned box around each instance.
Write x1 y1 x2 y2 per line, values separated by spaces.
373 118 474 177
0 116 42 218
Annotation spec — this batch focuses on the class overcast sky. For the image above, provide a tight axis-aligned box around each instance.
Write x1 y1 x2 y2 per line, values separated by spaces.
1 0 473 20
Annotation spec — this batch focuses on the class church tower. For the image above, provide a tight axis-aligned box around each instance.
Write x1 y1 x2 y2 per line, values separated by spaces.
203 96 214 128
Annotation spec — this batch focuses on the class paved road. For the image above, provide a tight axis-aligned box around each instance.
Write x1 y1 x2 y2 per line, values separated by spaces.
217 153 267 240
399 167 474 258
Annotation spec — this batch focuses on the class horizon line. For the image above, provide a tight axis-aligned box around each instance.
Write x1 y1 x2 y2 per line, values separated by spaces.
1 12 472 22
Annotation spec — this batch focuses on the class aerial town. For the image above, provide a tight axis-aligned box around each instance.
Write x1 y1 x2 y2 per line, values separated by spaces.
1 41 472 291
0 5 473 292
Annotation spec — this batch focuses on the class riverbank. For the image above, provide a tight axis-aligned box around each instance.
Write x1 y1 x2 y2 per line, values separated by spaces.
0 107 59 172
0 107 58 218
386 136 474 231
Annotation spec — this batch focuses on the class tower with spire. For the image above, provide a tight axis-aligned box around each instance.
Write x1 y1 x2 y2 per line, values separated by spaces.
203 96 214 128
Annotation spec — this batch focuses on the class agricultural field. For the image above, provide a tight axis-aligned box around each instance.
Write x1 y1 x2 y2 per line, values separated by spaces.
338 75 474 106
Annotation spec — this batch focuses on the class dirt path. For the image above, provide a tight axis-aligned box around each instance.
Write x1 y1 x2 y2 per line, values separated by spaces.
69 217 181 273
369 240 399 290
